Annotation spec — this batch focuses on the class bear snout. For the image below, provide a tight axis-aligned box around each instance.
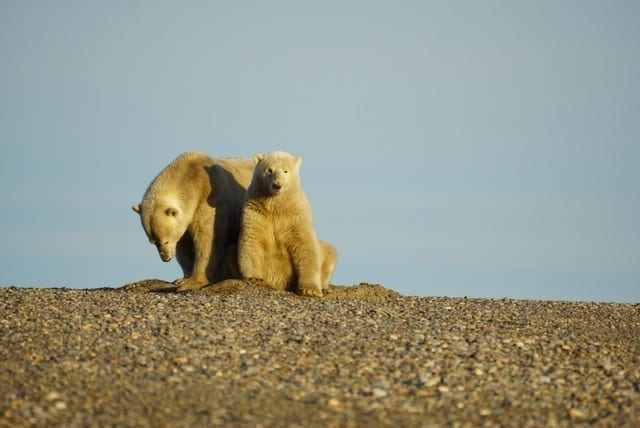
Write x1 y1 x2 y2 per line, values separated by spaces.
272 182 282 191
159 251 173 262
156 245 174 262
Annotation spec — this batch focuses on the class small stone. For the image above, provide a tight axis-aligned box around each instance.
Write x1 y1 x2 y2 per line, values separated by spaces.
124 343 139 352
327 398 340 408
425 376 441 387
173 356 188 365
569 408 586 419
372 388 387 398
244 366 260 376
44 392 62 402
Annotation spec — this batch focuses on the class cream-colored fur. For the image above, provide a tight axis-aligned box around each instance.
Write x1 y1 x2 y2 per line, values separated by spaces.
238 151 337 296
133 151 254 291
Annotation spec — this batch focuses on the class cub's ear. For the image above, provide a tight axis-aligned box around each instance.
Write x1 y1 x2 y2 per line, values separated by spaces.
132 205 141 214
295 156 302 167
253 153 264 164
165 207 179 217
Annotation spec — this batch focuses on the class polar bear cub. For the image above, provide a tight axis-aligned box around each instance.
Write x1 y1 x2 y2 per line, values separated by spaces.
238 151 337 296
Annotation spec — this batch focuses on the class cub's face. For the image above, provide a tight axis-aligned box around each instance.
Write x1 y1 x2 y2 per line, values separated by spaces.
132 203 187 262
255 152 302 196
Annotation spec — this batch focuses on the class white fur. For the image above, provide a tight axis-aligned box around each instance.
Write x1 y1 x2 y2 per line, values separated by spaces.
133 151 254 290
238 151 337 296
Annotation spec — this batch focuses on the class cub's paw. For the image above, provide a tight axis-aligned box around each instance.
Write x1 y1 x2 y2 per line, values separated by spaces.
174 277 209 292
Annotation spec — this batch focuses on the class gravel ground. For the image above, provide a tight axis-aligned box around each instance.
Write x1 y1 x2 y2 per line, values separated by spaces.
1 281 639 427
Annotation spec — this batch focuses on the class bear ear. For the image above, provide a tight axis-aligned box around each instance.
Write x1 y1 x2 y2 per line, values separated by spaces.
295 156 302 167
253 153 264 164
165 207 179 217
132 205 141 214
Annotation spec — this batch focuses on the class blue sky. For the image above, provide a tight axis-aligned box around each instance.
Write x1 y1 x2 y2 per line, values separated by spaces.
1 1 639 302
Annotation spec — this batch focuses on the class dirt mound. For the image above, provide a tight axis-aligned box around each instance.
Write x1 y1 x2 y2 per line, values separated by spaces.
118 279 401 301
118 278 178 293
324 283 402 301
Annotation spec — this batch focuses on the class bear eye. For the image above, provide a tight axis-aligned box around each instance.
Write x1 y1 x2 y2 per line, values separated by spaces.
267 168 273 174
284 170 288 174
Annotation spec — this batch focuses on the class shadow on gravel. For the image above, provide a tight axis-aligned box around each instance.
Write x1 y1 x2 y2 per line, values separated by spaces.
118 278 402 301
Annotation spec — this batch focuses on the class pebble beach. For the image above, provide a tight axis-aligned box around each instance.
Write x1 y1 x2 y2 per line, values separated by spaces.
1 280 639 427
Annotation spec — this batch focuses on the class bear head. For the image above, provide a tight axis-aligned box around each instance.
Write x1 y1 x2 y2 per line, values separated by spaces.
252 151 302 197
132 200 189 262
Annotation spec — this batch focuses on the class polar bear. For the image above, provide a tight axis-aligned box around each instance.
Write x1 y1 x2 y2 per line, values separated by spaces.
237 151 337 297
132 151 255 291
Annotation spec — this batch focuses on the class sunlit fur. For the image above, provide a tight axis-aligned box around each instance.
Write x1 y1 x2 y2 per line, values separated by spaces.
133 151 254 290
238 151 337 296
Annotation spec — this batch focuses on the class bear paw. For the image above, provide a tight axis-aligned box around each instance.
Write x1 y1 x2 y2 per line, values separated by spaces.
174 277 209 292
297 286 323 298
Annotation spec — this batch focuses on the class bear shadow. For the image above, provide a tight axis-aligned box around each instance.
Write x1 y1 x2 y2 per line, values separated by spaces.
203 164 248 280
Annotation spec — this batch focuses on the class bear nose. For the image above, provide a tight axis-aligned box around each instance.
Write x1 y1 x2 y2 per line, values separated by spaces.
272 183 282 190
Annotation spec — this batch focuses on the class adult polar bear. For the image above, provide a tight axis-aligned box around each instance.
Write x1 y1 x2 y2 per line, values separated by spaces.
133 151 254 291
238 151 337 297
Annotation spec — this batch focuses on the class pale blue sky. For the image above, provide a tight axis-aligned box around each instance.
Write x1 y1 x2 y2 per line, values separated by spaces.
1 1 639 302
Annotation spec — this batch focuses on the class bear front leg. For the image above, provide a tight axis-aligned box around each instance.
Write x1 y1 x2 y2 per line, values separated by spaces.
175 233 195 278
237 212 268 282
175 214 214 291
237 235 266 282
291 240 323 297
175 244 212 291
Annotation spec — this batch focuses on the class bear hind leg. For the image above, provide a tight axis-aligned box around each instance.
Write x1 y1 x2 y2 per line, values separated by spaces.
320 241 338 291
